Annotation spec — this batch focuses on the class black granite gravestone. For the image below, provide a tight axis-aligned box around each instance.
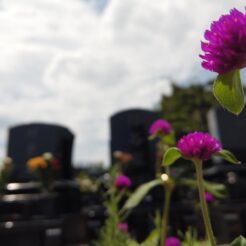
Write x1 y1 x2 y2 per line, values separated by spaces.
206 107 246 201
7 123 74 182
208 106 246 162
110 109 159 184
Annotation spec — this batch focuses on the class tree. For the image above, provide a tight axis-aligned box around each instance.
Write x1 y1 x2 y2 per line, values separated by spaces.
160 82 217 138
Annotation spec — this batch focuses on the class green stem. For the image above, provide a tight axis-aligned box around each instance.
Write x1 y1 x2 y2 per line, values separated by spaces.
165 166 171 177
155 142 163 179
194 160 216 246
160 185 172 246
156 160 161 179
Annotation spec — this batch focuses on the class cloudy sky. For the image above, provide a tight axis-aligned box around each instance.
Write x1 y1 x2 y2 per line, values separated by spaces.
0 0 244 166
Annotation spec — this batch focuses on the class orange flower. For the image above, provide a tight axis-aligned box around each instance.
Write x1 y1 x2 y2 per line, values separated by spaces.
27 157 48 170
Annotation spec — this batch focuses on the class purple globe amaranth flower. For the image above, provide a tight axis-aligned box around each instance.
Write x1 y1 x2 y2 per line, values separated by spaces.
205 191 215 203
200 8 246 74
177 132 222 161
149 119 172 136
115 175 132 189
165 236 181 246
117 223 128 233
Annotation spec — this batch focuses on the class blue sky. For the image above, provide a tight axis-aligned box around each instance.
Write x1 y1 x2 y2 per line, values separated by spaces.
0 0 244 166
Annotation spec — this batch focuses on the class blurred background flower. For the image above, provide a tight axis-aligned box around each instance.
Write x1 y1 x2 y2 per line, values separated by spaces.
165 236 181 246
149 119 172 136
114 175 132 190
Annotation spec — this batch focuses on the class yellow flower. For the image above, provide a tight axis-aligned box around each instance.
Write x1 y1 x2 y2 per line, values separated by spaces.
27 157 48 170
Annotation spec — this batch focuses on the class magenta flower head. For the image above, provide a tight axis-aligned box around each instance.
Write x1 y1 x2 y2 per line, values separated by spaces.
117 223 128 233
149 119 172 136
165 236 181 246
200 8 246 74
114 175 132 190
205 192 215 203
177 132 222 161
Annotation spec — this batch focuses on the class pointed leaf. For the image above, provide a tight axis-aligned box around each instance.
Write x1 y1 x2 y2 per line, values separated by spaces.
141 229 159 246
230 236 246 246
214 149 241 164
162 147 181 166
122 179 162 211
213 69 245 115
179 179 227 198
204 181 228 199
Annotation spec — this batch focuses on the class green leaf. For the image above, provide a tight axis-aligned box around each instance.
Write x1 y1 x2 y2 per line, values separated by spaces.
213 69 245 115
140 229 159 246
178 178 197 187
203 181 228 199
214 149 241 164
230 236 246 246
163 132 176 146
162 147 182 166
126 239 140 246
122 179 162 211
179 179 227 199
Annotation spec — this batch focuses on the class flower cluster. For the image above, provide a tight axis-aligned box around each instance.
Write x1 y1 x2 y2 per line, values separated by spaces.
149 119 172 136
27 156 48 170
177 132 222 161
27 153 60 171
200 8 246 74
27 153 61 190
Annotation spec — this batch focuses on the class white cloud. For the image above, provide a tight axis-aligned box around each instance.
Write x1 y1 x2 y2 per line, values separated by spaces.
0 0 244 165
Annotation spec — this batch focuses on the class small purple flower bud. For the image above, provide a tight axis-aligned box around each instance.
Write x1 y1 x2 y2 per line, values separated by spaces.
200 8 246 74
205 192 214 203
149 119 172 136
165 236 181 246
114 175 132 189
117 223 128 233
177 132 222 161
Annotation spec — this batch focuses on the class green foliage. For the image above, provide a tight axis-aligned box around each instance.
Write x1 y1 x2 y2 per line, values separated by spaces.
94 178 161 246
178 227 213 245
94 214 130 246
94 189 130 246
139 229 159 246
178 179 228 199
94 166 131 246
162 147 181 166
160 82 216 137
126 212 161 246
213 70 244 115
162 132 176 146
207 181 227 198
178 227 198 246
76 172 100 193
0 157 13 191
122 179 162 211
230 236 246 246
203 180 228 199
214 150 241 165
